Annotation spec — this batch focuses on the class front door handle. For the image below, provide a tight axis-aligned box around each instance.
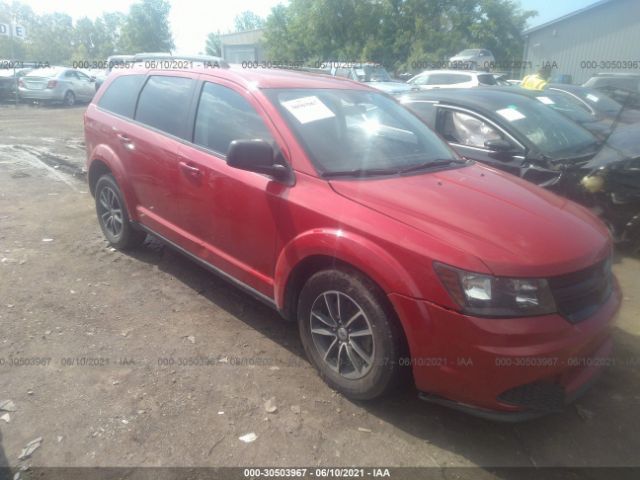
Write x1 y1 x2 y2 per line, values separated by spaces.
179 160 201 177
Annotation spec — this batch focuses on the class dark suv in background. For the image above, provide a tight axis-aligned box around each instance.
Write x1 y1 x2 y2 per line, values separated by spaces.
584 73 640 108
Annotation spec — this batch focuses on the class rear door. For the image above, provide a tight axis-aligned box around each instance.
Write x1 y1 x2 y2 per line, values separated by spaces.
125 73 196 238
172 78 288 298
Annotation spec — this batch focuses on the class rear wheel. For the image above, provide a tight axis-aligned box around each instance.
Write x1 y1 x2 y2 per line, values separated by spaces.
63 90 75 107
95 174 145 250
298 268 404 400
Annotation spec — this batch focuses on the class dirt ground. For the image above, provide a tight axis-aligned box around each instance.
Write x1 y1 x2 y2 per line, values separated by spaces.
0 104 639 476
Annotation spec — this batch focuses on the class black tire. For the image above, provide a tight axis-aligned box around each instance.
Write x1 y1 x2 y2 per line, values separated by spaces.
298 267 405 400
95 174 146 250
63 90 75 107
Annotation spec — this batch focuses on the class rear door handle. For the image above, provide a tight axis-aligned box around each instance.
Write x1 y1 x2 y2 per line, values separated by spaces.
179 160 201 176
116 133 135 150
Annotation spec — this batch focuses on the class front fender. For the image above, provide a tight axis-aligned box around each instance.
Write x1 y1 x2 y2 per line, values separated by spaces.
274 228 421 310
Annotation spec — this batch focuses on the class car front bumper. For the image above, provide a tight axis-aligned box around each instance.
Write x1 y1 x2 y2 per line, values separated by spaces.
389 278 621 419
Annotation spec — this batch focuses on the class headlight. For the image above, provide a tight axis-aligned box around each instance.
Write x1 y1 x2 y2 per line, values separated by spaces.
434 262 556 317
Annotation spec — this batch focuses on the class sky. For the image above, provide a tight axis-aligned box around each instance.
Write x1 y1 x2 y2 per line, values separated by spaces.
18 0 604 54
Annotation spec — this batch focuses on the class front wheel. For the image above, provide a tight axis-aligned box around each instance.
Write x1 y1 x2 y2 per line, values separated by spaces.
298 268 405 400
95 174 146 250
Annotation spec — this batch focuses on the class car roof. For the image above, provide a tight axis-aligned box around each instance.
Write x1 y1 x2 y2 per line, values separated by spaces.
108 65 374 91
414 69 487 76
400 87 542 112
591 72 640 78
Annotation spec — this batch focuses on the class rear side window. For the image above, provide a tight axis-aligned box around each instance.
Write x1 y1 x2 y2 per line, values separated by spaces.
427 73 471 85
193 82 273 155
98 74 146 118
135 76 194 138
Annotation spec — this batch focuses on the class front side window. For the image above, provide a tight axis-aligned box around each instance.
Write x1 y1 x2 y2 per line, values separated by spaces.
98 74 146 118
135 75 194 138
265 88 459 176
193 82 274 155
441 110 503 148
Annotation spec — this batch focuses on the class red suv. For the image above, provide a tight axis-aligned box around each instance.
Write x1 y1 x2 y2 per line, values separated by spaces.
84 66 620 420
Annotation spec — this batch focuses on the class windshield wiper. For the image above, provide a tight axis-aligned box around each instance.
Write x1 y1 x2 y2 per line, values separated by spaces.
322 167 400 178
398 158 468 174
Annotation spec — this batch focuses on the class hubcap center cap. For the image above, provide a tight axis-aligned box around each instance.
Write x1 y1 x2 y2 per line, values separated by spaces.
337 327 348 342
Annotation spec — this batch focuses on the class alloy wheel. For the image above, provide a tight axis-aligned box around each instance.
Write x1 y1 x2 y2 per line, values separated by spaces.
309 290 375 380
97 185 124 239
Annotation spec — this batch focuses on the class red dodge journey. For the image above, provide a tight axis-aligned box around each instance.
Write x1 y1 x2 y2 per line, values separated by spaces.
84 64 620 420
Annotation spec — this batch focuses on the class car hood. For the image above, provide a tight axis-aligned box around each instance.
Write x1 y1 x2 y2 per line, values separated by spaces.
578 125 640 170
603 122 640 158
619 108 640 124
366 81 413 94
330 163 610 277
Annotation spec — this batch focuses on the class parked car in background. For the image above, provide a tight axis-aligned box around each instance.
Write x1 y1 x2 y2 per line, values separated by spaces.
0 68 31 101
449 49 495 70
319 62 413 95
494 85 640 139
547 84 640 125
407 70 497 90
491 73 512 86
85 66 619 419
19 67 96 106
584 73 640 108
493 86 616 139
400 88 640 249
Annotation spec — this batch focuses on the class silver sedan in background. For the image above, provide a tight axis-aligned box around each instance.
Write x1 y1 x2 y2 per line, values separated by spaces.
18 67 96 106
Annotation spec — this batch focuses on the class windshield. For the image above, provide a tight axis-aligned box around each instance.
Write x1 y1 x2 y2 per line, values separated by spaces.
533 90 595 124
492 96 598 157
356 65 392 82
571 88 622 116
24 68 63 78
265 88 460 176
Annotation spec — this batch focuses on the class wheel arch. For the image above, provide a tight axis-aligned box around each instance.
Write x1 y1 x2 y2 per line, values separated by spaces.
87 145 139 221
275 230 420 363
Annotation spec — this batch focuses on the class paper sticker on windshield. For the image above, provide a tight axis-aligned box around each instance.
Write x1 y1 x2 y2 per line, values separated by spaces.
496 108 525 122
281 96 335 124
537 96 555 105
586 93 600 102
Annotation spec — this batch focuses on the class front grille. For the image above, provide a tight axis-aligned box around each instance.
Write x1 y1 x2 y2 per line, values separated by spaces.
498 382 565 412
548 258 612 323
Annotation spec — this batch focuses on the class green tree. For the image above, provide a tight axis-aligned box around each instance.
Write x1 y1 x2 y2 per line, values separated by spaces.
234 10 264 32
26 12 74 64
205 31 221 56
263 0 536 73
118 0 174 53
0 1 36 60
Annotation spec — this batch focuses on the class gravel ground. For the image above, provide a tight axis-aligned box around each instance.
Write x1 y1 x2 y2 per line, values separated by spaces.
0 104 639 477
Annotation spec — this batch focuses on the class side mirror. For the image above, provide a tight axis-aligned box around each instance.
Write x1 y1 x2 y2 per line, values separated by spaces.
227 139 290 182
90 76 96 82
485 138 514 152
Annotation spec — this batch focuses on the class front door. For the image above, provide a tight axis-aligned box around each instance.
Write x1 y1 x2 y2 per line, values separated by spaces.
171 79 289 298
